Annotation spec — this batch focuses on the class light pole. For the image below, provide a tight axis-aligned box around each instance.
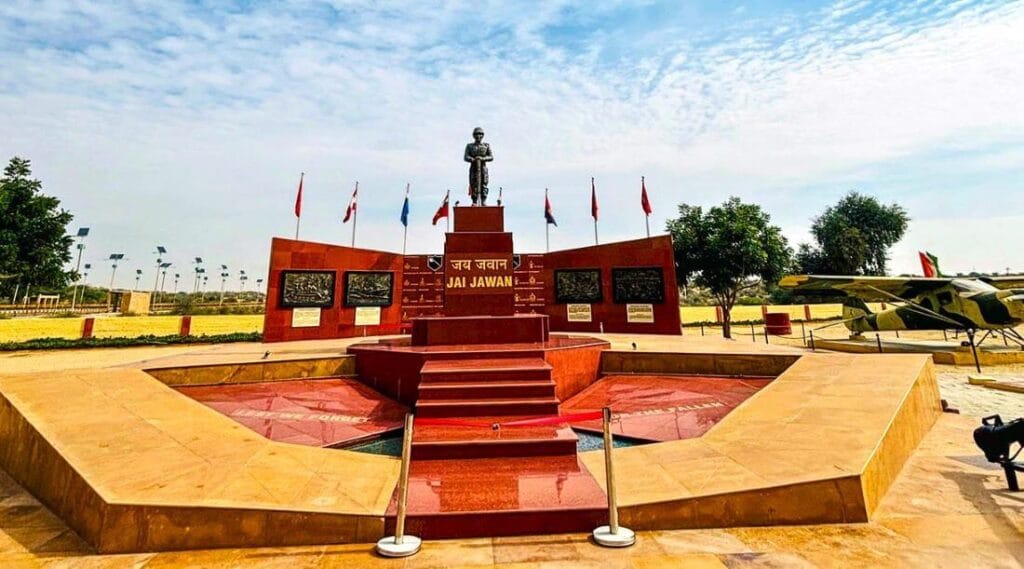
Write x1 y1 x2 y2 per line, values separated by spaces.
173 273 180 295
70 227 90 312
152 246 167 295
256 278 264 302
158 263 172 303
192 257 204 295
106 254 125 310
239 272 249 301
219 265 228 305
134 269 142 291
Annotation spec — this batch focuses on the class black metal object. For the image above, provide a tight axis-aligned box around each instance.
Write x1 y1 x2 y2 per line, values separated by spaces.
973 415 1024 491
280 270 336 308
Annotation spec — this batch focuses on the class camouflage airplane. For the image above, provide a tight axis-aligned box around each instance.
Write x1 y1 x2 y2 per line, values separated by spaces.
778 274 1024 344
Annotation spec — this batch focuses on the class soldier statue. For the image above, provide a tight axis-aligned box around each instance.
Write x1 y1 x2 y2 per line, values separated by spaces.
464 127 493 206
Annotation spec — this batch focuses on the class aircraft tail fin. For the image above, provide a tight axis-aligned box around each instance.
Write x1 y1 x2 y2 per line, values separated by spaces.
842 296 872 327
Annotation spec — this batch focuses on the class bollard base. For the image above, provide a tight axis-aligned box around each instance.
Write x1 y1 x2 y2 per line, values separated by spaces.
592 525 636 547
375 535 421 557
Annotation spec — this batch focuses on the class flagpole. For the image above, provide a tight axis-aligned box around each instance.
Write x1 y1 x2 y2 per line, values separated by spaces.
446 190 451 233
351 181 358 247
645 215 650 238
402 183 410 255
594 219 599 246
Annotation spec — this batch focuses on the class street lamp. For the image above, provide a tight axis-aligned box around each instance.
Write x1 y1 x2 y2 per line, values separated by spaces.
134 269 143 291
153 246 167 295
192 257 204 294
70 227 90 311
219 265 229 305
106 254 125 310
158 262 172 303
173 273 180 294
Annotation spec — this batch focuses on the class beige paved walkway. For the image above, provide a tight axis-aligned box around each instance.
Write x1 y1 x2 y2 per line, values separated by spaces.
0 414 1019 568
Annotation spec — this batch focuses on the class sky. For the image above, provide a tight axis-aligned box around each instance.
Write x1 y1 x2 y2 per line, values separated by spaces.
1 0 1022 290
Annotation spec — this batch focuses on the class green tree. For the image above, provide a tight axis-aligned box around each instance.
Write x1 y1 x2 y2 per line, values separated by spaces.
0 157 74 299
667 197 792 339
797 191 908 275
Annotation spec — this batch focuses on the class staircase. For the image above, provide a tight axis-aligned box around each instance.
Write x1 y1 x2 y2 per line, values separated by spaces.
415 357 559 418
412 355 573 460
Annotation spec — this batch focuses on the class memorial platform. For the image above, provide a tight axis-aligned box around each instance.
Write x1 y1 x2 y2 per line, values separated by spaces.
815 336 1024 365
0 335 942 552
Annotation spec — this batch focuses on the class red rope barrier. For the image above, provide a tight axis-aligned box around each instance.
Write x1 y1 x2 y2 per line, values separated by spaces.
415 410 603 429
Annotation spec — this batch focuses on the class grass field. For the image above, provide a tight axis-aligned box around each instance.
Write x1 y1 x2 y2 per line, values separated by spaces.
0 314 264 343
0 305 866 343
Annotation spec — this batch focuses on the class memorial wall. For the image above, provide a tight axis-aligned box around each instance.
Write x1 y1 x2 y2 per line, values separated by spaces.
263 219 680 342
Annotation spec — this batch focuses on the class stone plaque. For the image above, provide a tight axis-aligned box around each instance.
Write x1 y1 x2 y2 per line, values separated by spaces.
291 307 322 327
612 267 664 304
554 269 602 304
567 303 593 322
280 270 335 308
344 271 394 307
354 306 382 326
626 303 655 323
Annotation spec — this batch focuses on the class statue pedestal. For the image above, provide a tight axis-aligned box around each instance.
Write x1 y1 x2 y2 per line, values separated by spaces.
442 206 515 317
411 313 549 346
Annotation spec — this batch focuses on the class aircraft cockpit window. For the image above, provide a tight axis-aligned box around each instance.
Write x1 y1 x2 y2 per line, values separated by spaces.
951 279 997 294
937 292 954 305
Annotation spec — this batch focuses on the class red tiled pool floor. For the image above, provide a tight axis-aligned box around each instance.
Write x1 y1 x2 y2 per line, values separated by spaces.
177 378 408 447
561 374 773 442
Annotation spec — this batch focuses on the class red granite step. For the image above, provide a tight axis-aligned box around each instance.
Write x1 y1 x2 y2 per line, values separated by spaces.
385 455 608 539
415 397 560 418
411 421 577 459
419 357 552 384
417 379 556 400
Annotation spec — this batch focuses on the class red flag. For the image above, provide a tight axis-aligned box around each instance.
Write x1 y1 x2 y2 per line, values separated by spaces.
919 251 936 277
343 183 358 223
432 191 450 225
294 173 304 218
641 176 653 216
591 177 598 221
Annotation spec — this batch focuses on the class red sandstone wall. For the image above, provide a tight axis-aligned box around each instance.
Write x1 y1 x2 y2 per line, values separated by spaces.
541 236 681 335
263 234 681 342
262 238 407 342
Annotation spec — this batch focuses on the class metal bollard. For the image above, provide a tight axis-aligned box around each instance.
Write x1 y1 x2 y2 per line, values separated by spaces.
750 323 756 342
376 414 421 557
593 407 635 547
809 330 816 351
876 333 883 353
800 321 806 346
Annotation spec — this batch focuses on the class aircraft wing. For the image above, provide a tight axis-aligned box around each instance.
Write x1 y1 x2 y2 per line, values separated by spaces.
778 275 952 301
981 276 1024 290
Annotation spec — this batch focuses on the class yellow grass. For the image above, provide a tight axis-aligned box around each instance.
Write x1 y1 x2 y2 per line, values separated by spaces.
0 315 264 343
2 304 889 342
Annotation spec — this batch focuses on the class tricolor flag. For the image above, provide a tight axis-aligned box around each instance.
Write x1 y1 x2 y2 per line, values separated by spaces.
641 176 653 216
400 184 410 227
343 183 358 223
294 173 304 218
544 189 557 226
591 177 598 221
432 191 450 226
919 251 941 278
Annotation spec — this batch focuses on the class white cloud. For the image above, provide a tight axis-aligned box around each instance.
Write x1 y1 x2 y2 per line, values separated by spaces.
0 0 1021 287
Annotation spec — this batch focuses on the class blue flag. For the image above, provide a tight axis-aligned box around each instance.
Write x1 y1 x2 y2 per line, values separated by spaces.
400 195 410 227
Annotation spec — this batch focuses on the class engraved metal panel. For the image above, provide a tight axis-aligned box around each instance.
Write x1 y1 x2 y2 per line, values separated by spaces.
554 269 602 304
280 270 336 308
344 271 394 307
612 267 665 304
